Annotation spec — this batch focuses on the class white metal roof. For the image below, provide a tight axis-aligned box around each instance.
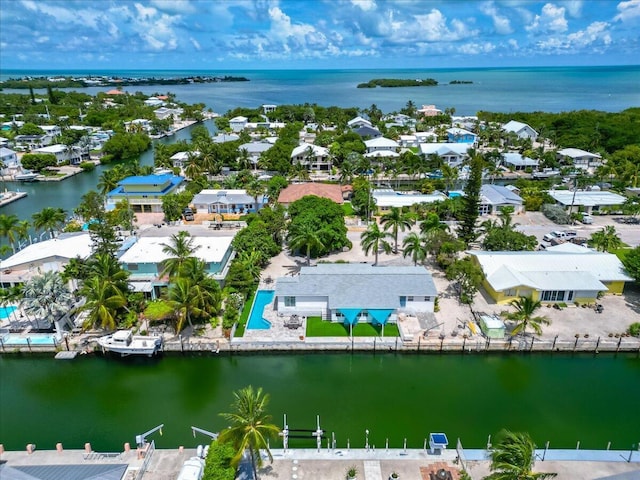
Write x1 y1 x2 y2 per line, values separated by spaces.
547 190 626 207
291 144 329 157
373 189 447 208
364 137 399 148
0 232 93 270
557 148 601 159
469 250 632 292
119 236 233 264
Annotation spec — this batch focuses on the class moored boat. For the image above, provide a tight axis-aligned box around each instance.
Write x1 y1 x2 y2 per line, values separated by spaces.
14 170 39 182
97 330 163 357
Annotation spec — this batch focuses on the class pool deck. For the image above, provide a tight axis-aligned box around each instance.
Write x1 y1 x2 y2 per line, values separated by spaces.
1 447 637 480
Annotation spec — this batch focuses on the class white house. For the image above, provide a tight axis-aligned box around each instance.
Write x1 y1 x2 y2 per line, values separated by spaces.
274 264 438 326
501 152 539 171
33 144 82 165
0 147 20 173
556 148 603 171
191 189 267 215
502 120 538 141
229 116 248 132
398 135 419 148
419 143 472 167
0 232 93 288
372 189 448 212
170 151 199 169
291 144 332 171
364 137 399 154
347 116 372 129
154 107 183 121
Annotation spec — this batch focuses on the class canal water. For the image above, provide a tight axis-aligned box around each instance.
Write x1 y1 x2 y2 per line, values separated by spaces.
0 353 638 452
1 120 217 222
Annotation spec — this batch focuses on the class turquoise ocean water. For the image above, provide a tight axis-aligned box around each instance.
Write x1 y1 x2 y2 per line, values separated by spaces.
2 66 638 114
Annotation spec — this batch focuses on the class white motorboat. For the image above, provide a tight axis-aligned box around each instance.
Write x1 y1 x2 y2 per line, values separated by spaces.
14 170 39 182
97 330 163 357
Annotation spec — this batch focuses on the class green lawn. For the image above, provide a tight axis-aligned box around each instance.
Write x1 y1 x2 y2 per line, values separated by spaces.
305 316 399 337
342 202 355 217
234 289 256 337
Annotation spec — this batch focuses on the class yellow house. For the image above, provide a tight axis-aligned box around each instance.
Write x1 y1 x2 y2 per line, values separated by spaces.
468 245 632 305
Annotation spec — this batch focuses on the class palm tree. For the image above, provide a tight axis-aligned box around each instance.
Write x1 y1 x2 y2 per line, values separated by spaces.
179 257 223 317
15 220 31 250
380 207 415 254
160 231 199 279
32 207 67 239
288 224 324 265
0 213 20 253
402 232 426 266
419 212 448 235
168 277 207 333
218 385 280 480
589 225 623 252
502 296 551 338
237 250 264 283
246 179 265 213
487 430 557 480
88 253 130 295
21 271 74 336
360 222 393 266
80 276 127 330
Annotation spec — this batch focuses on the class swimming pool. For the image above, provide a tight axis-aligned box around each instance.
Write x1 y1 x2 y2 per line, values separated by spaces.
1 333 59 346
0 306 17 319
246 290 274 330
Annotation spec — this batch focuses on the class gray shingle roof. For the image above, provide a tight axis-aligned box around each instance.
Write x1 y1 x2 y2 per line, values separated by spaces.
275 264 437 309
0 464 128 480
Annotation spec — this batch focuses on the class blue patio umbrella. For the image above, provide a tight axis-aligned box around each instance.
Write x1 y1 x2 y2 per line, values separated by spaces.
368 309 394 337
338 308 361 338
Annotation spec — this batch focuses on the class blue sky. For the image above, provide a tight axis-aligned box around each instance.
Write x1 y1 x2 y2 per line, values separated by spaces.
1 0 638 70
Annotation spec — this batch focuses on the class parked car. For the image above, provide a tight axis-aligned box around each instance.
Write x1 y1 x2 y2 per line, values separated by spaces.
580 214 593 224
183 208 194 222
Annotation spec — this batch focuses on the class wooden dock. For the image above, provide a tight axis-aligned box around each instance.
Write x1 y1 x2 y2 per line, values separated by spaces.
0 191 27 207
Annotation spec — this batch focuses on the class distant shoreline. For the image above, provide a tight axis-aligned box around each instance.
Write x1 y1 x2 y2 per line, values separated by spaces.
0 75 250 90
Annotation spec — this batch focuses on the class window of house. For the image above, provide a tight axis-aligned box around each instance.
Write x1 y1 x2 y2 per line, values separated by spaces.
127 264 139 271
284 296 296 307
542 290 565 302
505 289 517 297
407 296 414 302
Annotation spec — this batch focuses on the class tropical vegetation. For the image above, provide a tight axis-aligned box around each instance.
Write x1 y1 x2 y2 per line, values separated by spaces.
502 296 551 338
486 430 557 480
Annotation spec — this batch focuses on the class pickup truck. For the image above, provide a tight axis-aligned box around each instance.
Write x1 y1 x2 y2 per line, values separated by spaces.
543 231 567 242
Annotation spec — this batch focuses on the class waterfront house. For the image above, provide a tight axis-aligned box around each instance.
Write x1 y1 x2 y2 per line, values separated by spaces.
145 96 165 107
501 152 539 171
0 232 93 289
0 147 20 174
13 134 51 150
277 183 344 207
446 127 477 144
105 173 184 213
33 144 83 165
229 116 248 132
479 184 524 215
372 189 447 213
291 144 332 171
556 148 603 171
364 137 400 155
191 189 267 215
502 120 538 141
262 104 277 114
273 264 437 326
419 143 471 167
154 107 183 121
119 235 235 296
212 133 240 144
347 116 372 129
469 249 632 305
546 190 626 214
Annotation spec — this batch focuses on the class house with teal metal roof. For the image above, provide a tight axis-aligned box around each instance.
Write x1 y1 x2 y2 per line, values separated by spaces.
274 264 437 328
105 173 184 213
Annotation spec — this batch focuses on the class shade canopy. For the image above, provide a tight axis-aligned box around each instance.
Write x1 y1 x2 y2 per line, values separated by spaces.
368 309 394 325
338 308 361 325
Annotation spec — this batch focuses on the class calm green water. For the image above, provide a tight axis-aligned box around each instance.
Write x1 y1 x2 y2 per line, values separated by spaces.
1 353 638 452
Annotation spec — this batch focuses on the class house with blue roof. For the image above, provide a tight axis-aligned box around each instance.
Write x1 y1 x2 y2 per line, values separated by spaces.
274 264 437 330
105 173 185 213
447 127 477 144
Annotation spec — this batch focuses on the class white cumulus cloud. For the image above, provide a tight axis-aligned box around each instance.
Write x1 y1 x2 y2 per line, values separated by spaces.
526 3 568 33
480 1 513 34
614 0 640 22
351 0 376 11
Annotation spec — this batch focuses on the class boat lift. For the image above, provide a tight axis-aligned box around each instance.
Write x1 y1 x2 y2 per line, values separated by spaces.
191 426 219 440
280 414 324 452
135 424 164 448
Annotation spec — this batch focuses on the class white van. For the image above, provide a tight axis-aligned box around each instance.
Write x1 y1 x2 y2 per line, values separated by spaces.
580 214 593 224
177 457 205 480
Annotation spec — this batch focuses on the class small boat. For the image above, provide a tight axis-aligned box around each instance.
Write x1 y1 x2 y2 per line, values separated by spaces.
97 330 163 357
14 170 39 182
